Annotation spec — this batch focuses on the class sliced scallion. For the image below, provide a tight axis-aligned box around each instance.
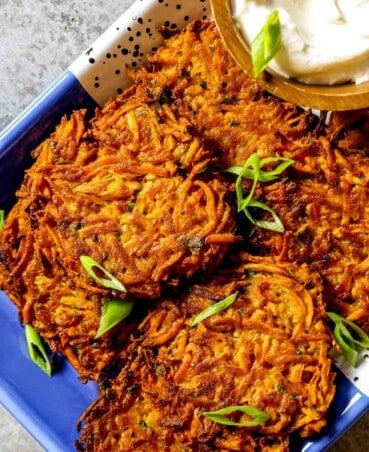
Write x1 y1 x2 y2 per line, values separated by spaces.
191 292 238 327
227 153 293 233
95 300 134 338
80 255 126 292
244 199 285 233
258 156 295 181
0 209 5 230
234 153 261 212
203 405 270 427
251 10 281 77
327 312 369 368
25 324 52 376
226 156 294 183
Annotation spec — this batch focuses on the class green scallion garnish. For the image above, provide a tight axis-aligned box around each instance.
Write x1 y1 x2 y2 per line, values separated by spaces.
227 156 294 183
203 405 270 427
80 255 126 292
226 153 293 233
243 198 285 232
0 209 5 230
328 312 369 368
234 153 261 212
251 10 282 77
191 292 238 327
25 324 52 376
95 300 133 338
80 256 132 336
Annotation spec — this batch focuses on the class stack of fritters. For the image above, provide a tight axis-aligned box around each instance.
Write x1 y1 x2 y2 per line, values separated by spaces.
240 113 369 331
76 254 335 452
0 86 238 380
134 19 369 331
132 20 322 169
3 16 366 450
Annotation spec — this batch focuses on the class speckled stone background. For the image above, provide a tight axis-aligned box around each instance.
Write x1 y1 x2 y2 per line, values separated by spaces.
0 0 135 131
0 1 369 451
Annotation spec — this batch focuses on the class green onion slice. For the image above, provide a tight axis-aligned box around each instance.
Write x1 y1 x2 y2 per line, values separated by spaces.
80 255 126 292
251 10 282 77
191 292 238 327
328 312 369 368
203 405 270 427
258 156 295 180
0 209 5 230
333 323 359 368
227 156 294 183
25 324 52 376
244 199 285 233
127 202 135 212
95 300 134 338
234 153 261 212
227 153 292 233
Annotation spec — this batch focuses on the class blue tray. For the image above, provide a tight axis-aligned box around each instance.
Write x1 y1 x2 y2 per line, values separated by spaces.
0 1 368 450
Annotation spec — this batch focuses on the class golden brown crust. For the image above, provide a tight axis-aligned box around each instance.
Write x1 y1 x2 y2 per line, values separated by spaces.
132 19 369 330
243 132 369 330
0 88 238 380
76 254 335 451
0 18 353 447
132 20 321 169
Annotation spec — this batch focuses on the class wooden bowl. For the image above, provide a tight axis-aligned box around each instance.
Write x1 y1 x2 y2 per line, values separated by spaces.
210 0 369 111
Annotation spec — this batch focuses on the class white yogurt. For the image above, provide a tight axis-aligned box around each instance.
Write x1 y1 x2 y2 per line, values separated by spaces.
234 0 369 85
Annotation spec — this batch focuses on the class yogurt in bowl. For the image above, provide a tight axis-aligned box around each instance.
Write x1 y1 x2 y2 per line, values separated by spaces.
234 0 369 85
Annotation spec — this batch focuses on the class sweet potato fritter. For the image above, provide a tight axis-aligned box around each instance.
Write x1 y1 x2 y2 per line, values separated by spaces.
0 88 238 380
132 20 322 169
242 117 369 331
0 16 361 449
133 19 369 331
76 254 335 452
